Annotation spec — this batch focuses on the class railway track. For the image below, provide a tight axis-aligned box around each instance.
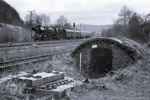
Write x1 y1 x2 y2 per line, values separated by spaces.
0 39 84 48
0 51 71 72
0 38 86 72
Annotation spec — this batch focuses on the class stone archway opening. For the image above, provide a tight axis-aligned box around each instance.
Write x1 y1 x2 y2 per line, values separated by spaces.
90 48 112 77
71 37 140 78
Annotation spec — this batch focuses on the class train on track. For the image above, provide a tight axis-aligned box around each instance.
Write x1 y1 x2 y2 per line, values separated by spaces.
31 25 93 41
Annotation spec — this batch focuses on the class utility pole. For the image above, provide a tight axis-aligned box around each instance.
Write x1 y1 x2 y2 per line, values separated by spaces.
80 23 82 33
28 10 35 28
84 25 85 41
73 22 75 39
80 24 82 40
28 10 35 41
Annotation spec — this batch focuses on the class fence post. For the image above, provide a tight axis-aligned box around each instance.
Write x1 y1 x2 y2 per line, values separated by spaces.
79 53 82 72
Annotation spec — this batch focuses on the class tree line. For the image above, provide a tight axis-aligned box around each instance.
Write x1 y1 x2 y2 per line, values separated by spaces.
0 0 73 29
102 5 150 43
0 0 74 43
25 13 73 29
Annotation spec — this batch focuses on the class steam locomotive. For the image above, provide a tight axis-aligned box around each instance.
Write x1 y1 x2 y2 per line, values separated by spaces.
31 25 93 41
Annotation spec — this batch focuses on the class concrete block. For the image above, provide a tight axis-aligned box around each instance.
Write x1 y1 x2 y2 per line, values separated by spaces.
25 77 82 98
25 87 64 98
18 71 65 87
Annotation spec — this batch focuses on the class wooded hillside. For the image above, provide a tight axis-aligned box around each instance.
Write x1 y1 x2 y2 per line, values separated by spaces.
0 0 23 26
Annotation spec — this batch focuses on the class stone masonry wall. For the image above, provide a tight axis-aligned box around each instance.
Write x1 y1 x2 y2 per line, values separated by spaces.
72 38 137 76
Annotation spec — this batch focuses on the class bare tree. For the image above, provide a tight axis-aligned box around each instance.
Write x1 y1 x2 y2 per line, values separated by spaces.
25 13 51 28
25 14 33 28
35 15 42 25
54 15 72 29
55 15 67 27
142 13 150 41
102 5 145 42
117 5 135 26
40 14 51 26
128 13 143 39
102 5 150 42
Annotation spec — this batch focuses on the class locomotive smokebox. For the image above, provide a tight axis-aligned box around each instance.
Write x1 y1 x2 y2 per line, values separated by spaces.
71 37 140 78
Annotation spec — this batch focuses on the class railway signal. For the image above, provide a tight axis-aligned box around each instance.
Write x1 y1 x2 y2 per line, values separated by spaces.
73 22 75 39
73 22 75 28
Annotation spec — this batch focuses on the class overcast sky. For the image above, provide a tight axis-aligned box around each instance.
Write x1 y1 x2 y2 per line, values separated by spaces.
4 0 150 25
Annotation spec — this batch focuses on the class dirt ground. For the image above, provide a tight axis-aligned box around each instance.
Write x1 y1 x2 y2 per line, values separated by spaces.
67 59 150 100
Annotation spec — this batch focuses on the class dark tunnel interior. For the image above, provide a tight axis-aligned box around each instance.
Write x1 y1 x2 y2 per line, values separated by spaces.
90 48 112 78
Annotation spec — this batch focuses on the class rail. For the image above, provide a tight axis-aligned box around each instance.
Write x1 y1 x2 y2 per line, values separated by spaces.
0 50 72 72
0 39 85 48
